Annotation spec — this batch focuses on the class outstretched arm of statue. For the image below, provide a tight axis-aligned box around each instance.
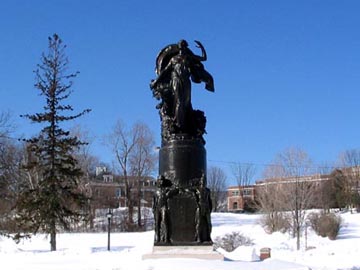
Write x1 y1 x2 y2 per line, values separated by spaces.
194 40 207 61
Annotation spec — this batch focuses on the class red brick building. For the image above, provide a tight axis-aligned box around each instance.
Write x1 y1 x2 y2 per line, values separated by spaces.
89 168 156 209
227 185 256 212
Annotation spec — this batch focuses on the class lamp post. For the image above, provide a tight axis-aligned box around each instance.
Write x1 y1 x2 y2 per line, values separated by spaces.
106 209 113 251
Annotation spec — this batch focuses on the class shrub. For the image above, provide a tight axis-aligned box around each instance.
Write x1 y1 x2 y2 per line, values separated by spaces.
352 192 360 213
260 211 290 234
213 231 254 252
307 212 342 240
243 200 258 213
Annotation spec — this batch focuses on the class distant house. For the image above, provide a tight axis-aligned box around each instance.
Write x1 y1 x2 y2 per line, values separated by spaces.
89 167 156 209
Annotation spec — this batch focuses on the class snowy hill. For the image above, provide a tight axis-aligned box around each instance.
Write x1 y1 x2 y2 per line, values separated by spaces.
0 211 359 270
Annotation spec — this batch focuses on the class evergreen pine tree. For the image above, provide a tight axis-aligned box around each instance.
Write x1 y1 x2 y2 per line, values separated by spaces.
17 34 91 251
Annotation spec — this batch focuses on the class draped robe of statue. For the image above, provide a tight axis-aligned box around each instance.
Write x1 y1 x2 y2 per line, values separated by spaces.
150 40 214 141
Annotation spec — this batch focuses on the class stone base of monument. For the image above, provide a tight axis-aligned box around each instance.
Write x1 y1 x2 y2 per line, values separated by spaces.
142 245 224 260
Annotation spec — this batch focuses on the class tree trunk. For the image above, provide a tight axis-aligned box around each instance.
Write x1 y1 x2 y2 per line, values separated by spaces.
124 175 134 225
137 198 142 227
89 207 95 230
50 221 56 251
127 186 134 225
137 179 142 228
296 225 300 250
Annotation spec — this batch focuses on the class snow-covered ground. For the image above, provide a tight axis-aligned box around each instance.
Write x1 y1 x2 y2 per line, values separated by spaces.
0 211 359 270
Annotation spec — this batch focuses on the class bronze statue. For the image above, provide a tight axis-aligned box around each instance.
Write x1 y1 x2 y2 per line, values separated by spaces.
150 40 214 246
153 176 171 243
195 175 212 243
150 40 214 142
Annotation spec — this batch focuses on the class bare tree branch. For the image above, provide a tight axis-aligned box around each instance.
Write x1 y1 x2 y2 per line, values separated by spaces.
259 147 316 250
207 166 227 212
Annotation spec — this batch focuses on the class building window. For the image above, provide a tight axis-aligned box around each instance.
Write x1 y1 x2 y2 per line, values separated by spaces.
103 175 113 183
233 202 238 210
243 189 252 196
232 191 239 196
115 188 121 198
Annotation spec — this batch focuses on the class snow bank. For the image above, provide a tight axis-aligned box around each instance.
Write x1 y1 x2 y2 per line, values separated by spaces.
217 246 260 261
0 211 359 270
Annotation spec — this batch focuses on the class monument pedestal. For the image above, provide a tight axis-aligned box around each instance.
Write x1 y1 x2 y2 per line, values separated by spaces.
142 245 224 260
153 137 212 245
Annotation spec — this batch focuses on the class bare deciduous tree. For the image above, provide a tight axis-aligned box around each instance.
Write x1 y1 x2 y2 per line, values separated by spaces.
327 169 347 210
70 125 100 229
231 163 256 211
207 166 227 212
129 122 156 228
232 163 256 187
0 111 14 139
256 183 290 233
70 125 99 179
260 147 316 250
106 120 156 230
0 136 23 234
337 149 360 212
313 163 336 213
106 120 136 227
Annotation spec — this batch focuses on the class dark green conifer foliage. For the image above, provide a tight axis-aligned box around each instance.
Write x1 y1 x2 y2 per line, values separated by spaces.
17 34 91 251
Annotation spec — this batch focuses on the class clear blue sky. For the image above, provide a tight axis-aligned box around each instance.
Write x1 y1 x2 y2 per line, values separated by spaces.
1 1 360 184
